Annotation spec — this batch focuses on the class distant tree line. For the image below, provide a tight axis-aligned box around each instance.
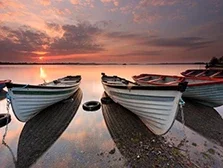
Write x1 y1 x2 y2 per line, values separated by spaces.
206 56 223 68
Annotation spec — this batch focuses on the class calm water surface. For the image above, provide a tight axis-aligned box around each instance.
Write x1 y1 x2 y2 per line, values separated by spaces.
0 65 223 168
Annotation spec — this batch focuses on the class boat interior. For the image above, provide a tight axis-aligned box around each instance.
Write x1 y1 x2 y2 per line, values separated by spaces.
183 70 223 78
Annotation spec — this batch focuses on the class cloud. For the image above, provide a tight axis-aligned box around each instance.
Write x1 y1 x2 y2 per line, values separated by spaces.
133 11 162 23
111 50 162 57
38 0 51 6
70 0 80 5
101 0 119 7
143 37 214 50
70 0 94 7
105 31 144 39
48 22 104 55
41 8 71 16
0 0 25 9
0 22 104 61
0 26 50 61
139 0 179 7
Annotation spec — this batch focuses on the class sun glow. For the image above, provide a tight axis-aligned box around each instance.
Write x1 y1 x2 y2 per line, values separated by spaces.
40 67 47 82
39 57 44 60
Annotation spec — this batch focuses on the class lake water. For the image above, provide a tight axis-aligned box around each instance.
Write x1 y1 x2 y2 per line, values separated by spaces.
0 65 223 168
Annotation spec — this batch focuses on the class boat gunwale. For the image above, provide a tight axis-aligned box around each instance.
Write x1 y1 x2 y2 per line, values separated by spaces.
132 73 223 87
101 74 187 92
181 69 223 79
102 80 186 91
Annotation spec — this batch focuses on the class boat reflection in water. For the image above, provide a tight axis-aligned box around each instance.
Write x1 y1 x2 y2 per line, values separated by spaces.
16 89 83 168
177 98 223 146
101 93 191 168
0 90 6 101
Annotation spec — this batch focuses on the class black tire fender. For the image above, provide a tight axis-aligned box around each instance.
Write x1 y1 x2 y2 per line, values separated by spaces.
101 97 114 104
82 101 101 111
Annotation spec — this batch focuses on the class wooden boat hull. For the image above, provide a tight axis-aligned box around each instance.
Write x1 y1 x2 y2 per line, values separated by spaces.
183 82 223 107
101 74 187 135
181 69 223 79
0 83 5 90
6 76 81 122
133 74 223 107
0 80 11 90
17 89 82 168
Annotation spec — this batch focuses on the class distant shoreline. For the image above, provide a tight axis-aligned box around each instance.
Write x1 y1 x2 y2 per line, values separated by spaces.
0 62 206 65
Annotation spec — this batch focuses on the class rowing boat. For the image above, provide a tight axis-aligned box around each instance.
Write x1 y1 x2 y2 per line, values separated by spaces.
101 73 187 135
0 80 11 90
181 69 223 79
133 74 223 107
6 75 81 122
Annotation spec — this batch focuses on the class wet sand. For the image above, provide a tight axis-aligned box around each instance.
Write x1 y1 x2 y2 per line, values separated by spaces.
177 98 223 147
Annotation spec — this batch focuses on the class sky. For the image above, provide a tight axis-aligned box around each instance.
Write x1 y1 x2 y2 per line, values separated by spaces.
0 0 223 63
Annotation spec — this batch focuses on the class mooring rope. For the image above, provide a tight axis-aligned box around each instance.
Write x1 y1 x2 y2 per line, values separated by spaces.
179 97 191 164
1 93 17 166
2 93 11 144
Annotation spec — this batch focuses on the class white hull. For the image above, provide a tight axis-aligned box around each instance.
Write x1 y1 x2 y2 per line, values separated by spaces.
103 85 182 135
183 83 223 107
7 76 81 122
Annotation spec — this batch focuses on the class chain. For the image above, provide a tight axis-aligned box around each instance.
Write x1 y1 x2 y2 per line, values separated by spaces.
2 94 11 144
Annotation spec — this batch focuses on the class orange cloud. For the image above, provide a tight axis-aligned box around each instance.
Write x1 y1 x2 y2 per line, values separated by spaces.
139 0 179 7
101 0 119 7
38 0 51 6
70 0 80 5
0 0 25 9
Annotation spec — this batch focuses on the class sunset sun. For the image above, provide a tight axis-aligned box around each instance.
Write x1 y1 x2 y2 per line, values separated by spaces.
39 57 44 60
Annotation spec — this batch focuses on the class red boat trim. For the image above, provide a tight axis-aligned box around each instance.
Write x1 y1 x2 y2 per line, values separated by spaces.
132 74 223 87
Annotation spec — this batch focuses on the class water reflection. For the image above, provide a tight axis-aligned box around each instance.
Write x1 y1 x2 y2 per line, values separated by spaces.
39 67 47 83
16 89 82 168
101 93 191 168
0 65 222 167
0 90 6 101
177 98 223 146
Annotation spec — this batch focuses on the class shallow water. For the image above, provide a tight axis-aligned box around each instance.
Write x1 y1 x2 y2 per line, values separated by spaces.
0 65 223 168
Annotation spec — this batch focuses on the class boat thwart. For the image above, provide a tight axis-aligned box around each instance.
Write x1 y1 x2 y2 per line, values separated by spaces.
181 69 223 79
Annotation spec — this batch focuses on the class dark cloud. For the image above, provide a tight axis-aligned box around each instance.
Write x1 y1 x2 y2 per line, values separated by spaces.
45 22 62 32
0 22 104 61
0 26 50 61
142 37 214 50
48 22 103 55
105 31 145 39
111 50 162 57
104 31 213 51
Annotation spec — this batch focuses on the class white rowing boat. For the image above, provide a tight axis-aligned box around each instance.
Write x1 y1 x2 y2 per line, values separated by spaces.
101 73 187 135
6 76 81 122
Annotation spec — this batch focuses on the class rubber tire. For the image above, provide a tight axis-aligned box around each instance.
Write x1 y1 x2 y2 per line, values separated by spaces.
101 97 114 104
83 101 101 111
0 113 11 128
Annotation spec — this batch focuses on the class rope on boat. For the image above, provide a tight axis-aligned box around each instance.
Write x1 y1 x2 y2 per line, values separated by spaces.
22 84 28 88
179 97 185 106
2 93 11 144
